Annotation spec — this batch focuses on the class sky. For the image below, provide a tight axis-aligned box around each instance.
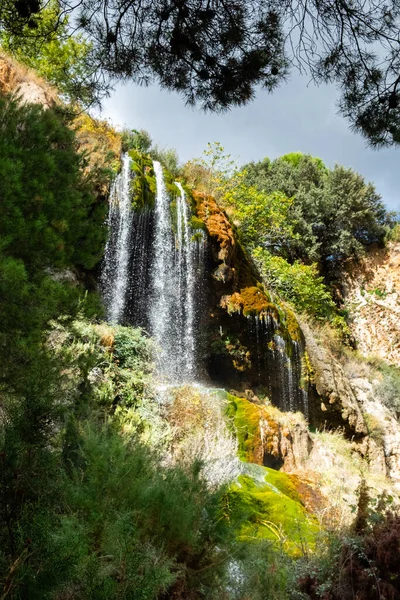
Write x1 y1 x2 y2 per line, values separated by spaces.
100 73 399 212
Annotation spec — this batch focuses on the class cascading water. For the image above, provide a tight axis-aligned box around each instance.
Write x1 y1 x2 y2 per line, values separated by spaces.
101 153 306 412
248 312 308 416
176 182 196 376
149 162 202 382
101 153 133 323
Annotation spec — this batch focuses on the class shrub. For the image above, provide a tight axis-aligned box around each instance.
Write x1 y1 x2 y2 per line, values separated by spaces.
373 363 400 416
253 248 336 320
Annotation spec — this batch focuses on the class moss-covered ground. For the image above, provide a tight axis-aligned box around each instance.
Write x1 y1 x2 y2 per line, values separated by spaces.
225 471 318 555
224 393 319 553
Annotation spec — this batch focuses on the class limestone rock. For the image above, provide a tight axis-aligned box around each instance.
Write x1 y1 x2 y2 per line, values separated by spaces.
350 375 400 489
342 242 400 367
301 321 367 437
0 53 56 108
16 80 52 108
261 412 314 472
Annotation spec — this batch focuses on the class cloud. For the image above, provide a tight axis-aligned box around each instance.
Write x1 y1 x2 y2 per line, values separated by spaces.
100 75 399 211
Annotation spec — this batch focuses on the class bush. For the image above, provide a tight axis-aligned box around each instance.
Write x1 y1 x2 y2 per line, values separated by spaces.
253 248 336 320
373 363 400 416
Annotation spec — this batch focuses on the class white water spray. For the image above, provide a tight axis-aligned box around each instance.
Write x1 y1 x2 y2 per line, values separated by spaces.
102 153 133 323
149 162 200 382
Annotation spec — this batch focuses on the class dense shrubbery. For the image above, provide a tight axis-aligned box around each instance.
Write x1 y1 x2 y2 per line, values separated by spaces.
0 95 107 390
0 318 298 599
252 249 336 320
295 486 400 600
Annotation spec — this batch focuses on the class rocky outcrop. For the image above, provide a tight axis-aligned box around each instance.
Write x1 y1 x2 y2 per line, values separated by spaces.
342 242 400 367
0 52 56 107
348 375 400 490
301 320 367 437
193 192 307 411
260 407 314 472
227 394 313 471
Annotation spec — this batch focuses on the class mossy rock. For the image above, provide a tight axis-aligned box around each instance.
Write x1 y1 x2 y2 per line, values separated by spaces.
190 215 207 231
129 149 156 210
226 393 264 463
129 150 194 224
283 308 302 342
225 472 318 555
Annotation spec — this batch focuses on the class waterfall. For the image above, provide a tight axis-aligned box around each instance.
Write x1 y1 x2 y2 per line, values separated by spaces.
101 154 306 412
149 161 199 383
101 153 133 323
176 182 196 376
248 313 309 416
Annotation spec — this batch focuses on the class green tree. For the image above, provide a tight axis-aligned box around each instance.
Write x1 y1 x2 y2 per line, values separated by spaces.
242 154 390 275
121 128 153 153
225 185 295 256
0 0 106 106
0 95 106 386
2 1 400 145
253 248 337 319
150 145 180 177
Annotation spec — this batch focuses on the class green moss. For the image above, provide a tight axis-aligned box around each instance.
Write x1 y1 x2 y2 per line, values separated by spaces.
300 351 314 389
190 215 206 231
225 473 318 554
128 150 184 214
170 199 178 234
226 394 263 463
264 469 303 504
129 149 156 210
284 308 301 342
191 231 205 242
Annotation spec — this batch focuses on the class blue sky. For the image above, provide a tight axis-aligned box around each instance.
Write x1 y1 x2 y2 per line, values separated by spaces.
100 73 399 212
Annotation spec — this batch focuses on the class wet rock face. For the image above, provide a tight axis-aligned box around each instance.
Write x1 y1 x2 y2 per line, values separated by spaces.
300 321 367 438
227 394 313 472
194 192 308 412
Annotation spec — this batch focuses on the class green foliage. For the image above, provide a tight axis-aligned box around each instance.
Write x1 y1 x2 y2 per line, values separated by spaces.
60 425 230 599
182 142 238 196
386 222 400 242
121 128 153 153
253 248 336 320
0 95 106 395
0 95 106 272
242 154 390 275
295 506 400 600
150 144 180 177
225 186 296 255
190 215 207 231
51 320 154 412
0 0 105 106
